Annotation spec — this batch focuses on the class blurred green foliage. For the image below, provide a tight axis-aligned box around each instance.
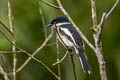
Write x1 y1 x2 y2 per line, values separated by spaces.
0 0 120 80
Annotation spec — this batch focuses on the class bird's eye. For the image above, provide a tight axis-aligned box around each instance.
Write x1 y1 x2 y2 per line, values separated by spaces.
51 20 59 24
55 20 59 23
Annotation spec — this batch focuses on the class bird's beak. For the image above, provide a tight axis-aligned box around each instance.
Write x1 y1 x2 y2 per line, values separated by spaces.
47 24 52 28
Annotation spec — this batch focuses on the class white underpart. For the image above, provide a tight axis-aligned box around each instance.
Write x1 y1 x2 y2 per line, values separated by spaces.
56 22 70 26
57 27 73 47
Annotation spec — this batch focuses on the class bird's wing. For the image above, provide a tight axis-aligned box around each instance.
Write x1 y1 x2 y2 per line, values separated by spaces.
60 24 84 49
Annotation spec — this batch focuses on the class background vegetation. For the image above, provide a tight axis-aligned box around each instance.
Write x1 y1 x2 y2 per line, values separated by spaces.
0 0 120 80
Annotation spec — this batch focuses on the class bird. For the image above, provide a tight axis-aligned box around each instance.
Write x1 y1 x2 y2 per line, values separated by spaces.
47 16 91 74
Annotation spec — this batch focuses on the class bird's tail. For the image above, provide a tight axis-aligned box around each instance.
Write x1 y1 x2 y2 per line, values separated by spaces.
77 48 91 74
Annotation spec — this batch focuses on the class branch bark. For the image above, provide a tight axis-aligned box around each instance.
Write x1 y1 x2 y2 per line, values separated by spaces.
38 0 59 9
8 0 17 80
56 37 61 80
0 30 60 80
105 0 120 20
0 65 9 80
39 7 48 39
0 51 21 54
0 54 12 80
0 20 13 35
90 0 119 80
53 50 68 66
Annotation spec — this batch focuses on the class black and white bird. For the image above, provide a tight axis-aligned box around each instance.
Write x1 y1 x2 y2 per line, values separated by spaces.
48 16 91 74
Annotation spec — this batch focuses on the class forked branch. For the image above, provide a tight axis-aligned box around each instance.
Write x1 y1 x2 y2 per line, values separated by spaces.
90 0 119 80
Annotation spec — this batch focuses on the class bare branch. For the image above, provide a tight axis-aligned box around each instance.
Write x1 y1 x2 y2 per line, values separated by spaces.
0 51 21 54
98 13 106 27
0 54 13 80
8 0 17 80
56 37 61 80
0 65 9 80
0 20 13 35
90 0 107 80
1 28 54 74
17 28 53 71
0 30 60 80
39 6 47 39
46 42 56 46
105 0 120 20
53 50 68 66
91 0 97 28
18 49 60 80
97 0 120 41
38 0 60 9
97 13 106 43
90 0 119 80
90 0 98 33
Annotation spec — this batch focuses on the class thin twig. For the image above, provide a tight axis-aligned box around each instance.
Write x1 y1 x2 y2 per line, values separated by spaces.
17 48 60 80
90 0 119 80
39 6 47 39
56 0 96 52
105 0 120 20
0 54 13 80
38 0 60 9
0 3 59 79
95 1 119 79
90 0 107 80
0 20 13 35
53 50 68 66
16 28 53 72
98 13 106 27
0 51 21 54
98 0 120 41
0 30 60 80
70 54 77 80
19 50 60 80
56 37 61 80
46 42 56 46
91 0 98 33
97 13 106 43
8 0 17 80
0 65 9 80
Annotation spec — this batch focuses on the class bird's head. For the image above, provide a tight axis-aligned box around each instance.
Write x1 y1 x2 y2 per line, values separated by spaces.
47 16 70 28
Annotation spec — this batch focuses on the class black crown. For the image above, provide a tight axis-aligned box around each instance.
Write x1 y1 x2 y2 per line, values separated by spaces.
51 16 69 24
